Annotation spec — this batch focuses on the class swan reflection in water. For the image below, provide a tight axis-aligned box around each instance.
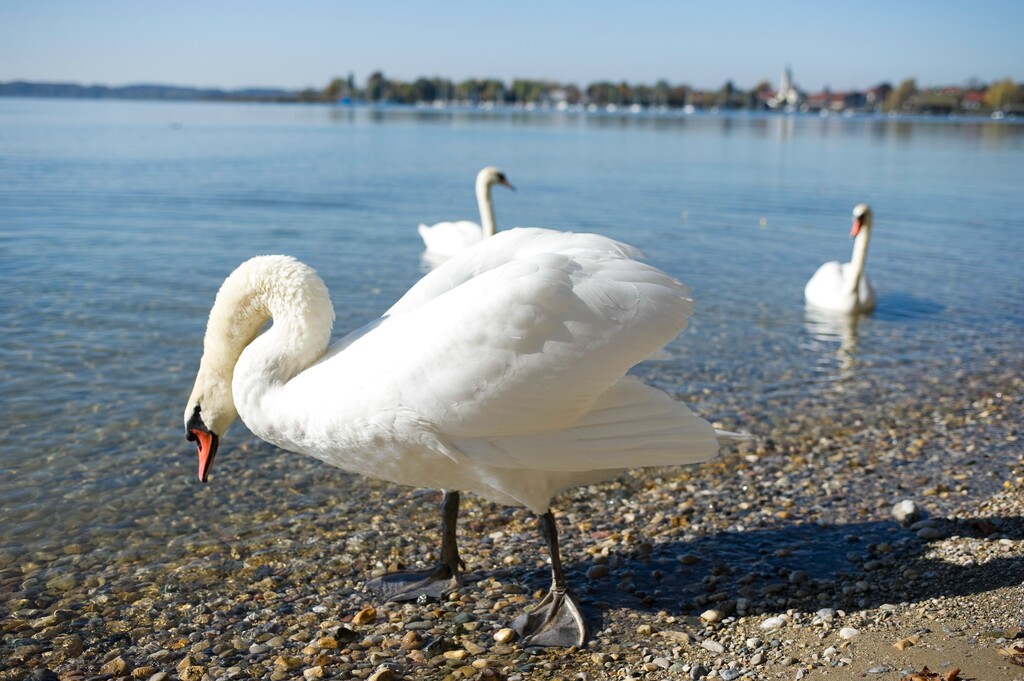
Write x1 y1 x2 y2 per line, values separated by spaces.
803 305 865 377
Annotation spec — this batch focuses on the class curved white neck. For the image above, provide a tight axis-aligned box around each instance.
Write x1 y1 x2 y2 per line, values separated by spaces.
209 257 335 418
846 224 871 295
475 176 497 237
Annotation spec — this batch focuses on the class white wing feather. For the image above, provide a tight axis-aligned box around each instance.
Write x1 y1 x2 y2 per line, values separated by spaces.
315 228 691 441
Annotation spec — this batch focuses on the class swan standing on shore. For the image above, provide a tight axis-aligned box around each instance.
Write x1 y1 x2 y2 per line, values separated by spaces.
184 228 742 647
804 204 877 313
418 167 514 258
418 168 512 588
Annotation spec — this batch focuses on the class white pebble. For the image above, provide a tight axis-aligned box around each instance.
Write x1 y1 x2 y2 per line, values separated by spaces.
892 499 920 524
700 639 725 654
814 608 836 622
760 616 786 630
839 627 860 639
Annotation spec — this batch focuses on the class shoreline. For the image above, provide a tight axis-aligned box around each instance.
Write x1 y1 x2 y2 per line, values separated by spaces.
1 95 1022 125
2 355 1022 679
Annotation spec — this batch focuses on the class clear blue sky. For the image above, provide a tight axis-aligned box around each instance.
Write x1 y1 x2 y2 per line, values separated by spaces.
1 0 1021 91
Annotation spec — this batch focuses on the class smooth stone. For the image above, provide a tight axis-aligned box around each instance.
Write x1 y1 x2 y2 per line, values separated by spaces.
493 628 517 643
917 527 943 540
405 621 433 630
700 609 724 623
839 627 860 639
814 608 836 621
351 607 377 625
700 639 725 654
892 500 920 525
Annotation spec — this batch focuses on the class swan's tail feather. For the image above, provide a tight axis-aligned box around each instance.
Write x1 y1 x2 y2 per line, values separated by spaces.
459 377 721 472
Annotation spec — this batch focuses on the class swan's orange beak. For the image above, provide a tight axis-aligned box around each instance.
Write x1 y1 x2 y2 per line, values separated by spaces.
186 406 219 483
190 429 218 483
850 216 863 239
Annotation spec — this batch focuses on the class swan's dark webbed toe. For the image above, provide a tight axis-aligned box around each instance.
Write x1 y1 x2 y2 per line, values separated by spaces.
365 562 464 602
507 510 589 648
511 586 587 647
365 490 466 603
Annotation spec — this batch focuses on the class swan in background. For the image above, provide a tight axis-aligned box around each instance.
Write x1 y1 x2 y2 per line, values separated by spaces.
184 227 747 647
805 203 876 313
418 166 514 259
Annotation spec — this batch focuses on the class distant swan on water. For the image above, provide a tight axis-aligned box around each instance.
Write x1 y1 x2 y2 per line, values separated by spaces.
184 227 747 647
805 203 876 314
418 166 514 259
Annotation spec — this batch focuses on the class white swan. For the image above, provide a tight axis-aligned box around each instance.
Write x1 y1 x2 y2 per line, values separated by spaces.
417 166 514 258
184 227 744 647
804 203 876 314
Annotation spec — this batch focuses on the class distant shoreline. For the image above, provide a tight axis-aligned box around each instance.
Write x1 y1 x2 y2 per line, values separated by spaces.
3 78 1021 120
1 90 1020 123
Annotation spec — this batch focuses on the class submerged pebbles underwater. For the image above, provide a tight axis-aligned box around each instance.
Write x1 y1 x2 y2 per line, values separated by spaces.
2 357 1023 680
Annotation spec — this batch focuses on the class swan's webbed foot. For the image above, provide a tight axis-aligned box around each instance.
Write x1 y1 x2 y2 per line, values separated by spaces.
364 560 465 602
365 490 466 603
511 586 587 647
509 510 588 648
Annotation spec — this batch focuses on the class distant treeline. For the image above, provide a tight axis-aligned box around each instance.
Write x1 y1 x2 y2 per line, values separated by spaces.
309 72 1024 115
0 81 296 102
4 74 1023 115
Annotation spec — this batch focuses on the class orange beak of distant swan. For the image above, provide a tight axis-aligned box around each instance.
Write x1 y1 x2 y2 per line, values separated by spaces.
850 216 863 239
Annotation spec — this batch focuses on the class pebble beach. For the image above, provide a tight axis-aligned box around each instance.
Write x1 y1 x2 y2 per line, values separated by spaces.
2 348 1021 681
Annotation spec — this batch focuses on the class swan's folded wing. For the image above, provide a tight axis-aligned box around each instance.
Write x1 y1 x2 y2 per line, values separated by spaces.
324 243 692 438
391 227 645 315
454 376 720 471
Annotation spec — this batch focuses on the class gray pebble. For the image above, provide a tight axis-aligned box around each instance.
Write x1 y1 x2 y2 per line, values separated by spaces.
917 527 944 540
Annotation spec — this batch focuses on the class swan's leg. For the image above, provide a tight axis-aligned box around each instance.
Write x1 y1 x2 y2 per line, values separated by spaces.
365 490 466 602
511 510 587 647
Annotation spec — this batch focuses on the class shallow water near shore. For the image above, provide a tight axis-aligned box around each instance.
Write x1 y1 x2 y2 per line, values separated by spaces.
1 101 1023 660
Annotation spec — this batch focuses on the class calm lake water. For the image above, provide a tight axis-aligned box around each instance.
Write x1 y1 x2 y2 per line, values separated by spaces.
1 98 1022 565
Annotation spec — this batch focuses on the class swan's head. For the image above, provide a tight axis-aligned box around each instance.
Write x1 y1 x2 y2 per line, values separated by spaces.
184 362 237 483
181 255 334 483
850 203 872 238
477 166 515 192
